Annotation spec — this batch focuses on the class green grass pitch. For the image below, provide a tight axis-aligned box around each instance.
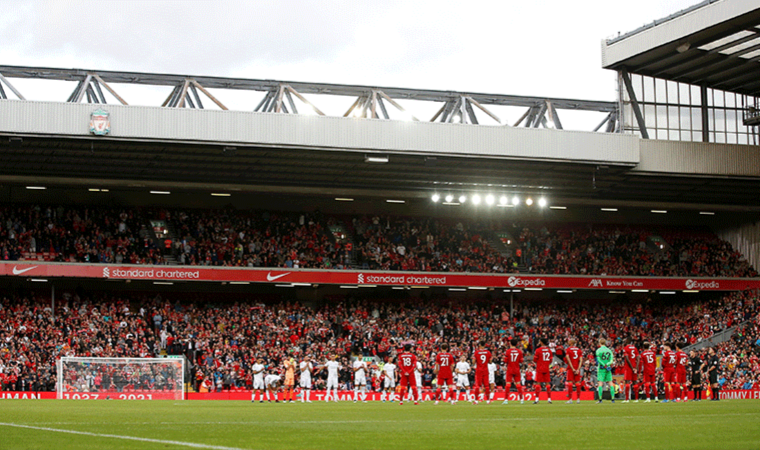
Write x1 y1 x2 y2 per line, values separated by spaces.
1 400 758 450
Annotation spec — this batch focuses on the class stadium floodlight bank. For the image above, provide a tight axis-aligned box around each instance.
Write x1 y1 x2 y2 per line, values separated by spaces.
57 356 186 400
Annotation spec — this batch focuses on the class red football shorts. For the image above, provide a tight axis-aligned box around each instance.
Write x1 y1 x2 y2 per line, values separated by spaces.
676 370 687 384
642 373 656 384
535 371 551 384
505 371 521 384
566 369 581 383
663 368 676 383
437 375 453 387
623 367 637 382
474 371 489 388
399 372 417 388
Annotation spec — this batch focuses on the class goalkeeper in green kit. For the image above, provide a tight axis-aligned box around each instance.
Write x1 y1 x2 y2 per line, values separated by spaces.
596 338 616 403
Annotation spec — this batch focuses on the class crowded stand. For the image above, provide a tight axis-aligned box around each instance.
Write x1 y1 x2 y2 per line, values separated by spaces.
709 314 760 391
347 215 518 273
515 224 757 278
0 288 757 398
0 205 166 265
2 205 756 278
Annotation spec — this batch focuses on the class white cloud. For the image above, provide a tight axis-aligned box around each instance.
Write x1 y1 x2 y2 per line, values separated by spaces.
0 0 700 119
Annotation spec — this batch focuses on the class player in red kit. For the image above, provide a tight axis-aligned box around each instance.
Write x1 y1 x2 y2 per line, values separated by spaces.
397 344 419 406
661 343 677 402
564 338 583 404
472 339 492 405
533 338 554 404
434 343 456 405
503 338 524 405
622 338 639 403
640 342 657 402
675 342 689 402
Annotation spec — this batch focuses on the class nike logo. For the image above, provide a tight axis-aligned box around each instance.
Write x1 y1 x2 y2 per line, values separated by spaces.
266 272 290 281
12 266 38 275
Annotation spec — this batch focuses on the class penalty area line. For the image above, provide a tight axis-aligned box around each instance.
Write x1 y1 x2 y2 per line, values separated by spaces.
0 422 249 450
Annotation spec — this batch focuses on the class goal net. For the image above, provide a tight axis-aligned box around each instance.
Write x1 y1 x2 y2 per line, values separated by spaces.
57 357 185 400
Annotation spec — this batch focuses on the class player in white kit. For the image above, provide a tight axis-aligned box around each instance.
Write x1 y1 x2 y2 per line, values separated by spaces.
299 357 313 403
413 361 424 402
353 358 368 403
454 355 471 403
264 374 282 402
322 355 342 402
250 357 266 403
486 361 498 402
381 357 397 402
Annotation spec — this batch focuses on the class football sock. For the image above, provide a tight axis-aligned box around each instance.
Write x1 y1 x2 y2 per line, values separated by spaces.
598 385 604 401
576 384 582 400
265 391 270 401
535 385 541 401
489 391 495 401
466 389 471 401
547 386 552 401
517 385 524 400
306 389 311 401
354 389 359 401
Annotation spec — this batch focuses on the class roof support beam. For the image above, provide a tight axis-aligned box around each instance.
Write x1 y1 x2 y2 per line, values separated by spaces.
700 85 710 143
0 73 24 100
621 69 649 139
91 74 128 105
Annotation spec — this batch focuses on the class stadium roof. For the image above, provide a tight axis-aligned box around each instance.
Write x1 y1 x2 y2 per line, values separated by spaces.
602 0 760 96
2 134 760 209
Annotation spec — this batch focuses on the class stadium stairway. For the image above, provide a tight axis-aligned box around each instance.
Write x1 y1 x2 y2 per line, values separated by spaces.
485 230 525 271
682 319 752 353
327 218 357 268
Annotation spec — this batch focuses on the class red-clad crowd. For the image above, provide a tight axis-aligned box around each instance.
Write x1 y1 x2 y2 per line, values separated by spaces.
0 288 757 394
516 223 757 277
0 205 165 265
1 206 756 278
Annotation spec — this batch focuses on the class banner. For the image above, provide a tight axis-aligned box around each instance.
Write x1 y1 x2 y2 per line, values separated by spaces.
1 262 758 291
2 389 758 400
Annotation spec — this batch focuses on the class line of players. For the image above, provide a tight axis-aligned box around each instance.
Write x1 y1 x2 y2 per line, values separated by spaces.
249 337 720 404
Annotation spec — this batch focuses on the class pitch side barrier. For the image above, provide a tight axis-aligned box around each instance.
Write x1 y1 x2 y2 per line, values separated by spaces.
3 390 760 401
1 262 758 291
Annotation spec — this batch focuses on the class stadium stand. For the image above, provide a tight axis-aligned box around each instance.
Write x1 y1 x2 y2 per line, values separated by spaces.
2 206 756 278
0 288 756 393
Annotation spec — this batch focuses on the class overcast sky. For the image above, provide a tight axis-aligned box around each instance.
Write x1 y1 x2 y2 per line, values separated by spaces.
0 0 699 124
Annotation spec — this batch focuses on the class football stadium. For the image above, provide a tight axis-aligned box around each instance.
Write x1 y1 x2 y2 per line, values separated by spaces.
1 1 760 449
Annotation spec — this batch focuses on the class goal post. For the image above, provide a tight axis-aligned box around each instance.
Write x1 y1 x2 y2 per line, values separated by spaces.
57 356 186 400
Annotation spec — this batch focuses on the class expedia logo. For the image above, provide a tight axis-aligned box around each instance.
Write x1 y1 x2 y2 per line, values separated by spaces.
685 279 719 290
358 273 364 284
103 267 110 278
588 279 603 287
507 276 545 287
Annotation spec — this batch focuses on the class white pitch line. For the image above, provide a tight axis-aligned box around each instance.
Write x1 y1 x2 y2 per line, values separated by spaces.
0 422 249 450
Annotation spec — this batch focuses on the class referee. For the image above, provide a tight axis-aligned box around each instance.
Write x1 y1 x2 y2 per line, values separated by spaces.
689 350 703 401
707 348 720 401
